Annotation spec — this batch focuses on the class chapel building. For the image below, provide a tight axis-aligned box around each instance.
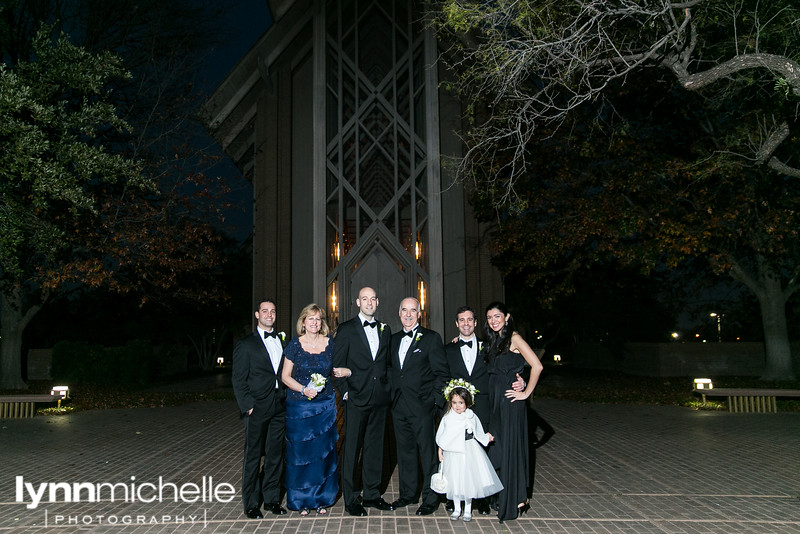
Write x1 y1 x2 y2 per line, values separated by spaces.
204 0 502 333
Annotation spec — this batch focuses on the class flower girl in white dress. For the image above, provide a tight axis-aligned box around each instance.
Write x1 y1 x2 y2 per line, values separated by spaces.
435 382 504 521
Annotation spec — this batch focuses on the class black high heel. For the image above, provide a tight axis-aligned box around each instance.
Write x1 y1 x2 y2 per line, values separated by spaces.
517 501 530 515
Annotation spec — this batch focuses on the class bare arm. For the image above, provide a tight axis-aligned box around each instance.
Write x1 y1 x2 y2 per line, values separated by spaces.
505 332 543 402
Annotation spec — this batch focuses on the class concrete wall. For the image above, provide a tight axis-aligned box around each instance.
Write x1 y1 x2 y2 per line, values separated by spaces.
26 346 189 381
568 342 800 377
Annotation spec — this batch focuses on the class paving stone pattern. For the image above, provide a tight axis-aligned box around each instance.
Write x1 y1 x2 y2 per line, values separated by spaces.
1 398 798 533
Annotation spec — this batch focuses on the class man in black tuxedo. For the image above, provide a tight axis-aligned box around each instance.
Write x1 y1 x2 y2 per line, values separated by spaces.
443 305 492 515
444 306 491 423
388 297 449 516
232 299 288 519
443 305 527 515
332 286 395 516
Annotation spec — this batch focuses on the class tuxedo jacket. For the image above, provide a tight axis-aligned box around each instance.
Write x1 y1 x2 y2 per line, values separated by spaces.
444 339 491 424
332 316 392 407
232 331 287 415
389 326 449 414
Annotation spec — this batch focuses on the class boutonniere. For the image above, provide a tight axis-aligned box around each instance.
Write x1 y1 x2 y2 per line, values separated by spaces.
478 341 483 351
279 332 286 341
379 323 387 333
414 332 423 343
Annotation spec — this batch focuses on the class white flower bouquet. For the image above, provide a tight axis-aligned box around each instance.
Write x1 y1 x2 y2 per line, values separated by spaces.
305 372 327 400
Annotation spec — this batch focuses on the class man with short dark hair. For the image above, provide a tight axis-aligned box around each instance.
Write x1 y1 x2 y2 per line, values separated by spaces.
443 305 525 515
232 299 288 519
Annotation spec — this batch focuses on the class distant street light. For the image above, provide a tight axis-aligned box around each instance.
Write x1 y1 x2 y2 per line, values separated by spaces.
710 313 722 342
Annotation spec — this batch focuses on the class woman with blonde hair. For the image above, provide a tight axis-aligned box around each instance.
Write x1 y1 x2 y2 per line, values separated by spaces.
281 304 339 515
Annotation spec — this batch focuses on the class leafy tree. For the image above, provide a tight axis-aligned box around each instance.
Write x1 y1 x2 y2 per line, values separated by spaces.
471 69 800 379
437 0 800 380
0 1 241 390
0 27 146 389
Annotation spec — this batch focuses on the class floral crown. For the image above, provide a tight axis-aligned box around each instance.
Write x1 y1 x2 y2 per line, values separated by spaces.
442 378 479 401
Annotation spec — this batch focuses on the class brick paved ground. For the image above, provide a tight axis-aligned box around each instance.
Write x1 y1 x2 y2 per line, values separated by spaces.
1 394 798 533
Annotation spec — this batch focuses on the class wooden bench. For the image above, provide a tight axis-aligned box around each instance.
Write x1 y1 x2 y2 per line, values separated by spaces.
693 388 800 413
0 394 58 419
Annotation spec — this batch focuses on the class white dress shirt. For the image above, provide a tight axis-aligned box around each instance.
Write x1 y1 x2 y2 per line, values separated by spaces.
259 328 282 388
359 313 380 359
398 325 418 369
459 335 478 375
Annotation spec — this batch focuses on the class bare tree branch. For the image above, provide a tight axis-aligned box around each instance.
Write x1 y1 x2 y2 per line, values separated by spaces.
436 0 800 208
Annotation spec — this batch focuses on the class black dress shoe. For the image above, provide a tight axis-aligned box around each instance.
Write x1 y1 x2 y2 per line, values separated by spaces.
362 498 394 511
245 507 263 519
445 499 455 512
346 503 368 516
391 497 415 509
264 502 287 515
415 503 437 516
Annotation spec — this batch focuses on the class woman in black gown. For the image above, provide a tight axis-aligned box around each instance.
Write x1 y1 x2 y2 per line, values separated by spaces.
483 301 543 522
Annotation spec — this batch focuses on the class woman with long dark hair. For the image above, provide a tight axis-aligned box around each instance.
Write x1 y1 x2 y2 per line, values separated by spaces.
483 301 543 522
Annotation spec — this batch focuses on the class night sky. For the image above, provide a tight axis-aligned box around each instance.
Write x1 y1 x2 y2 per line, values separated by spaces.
200 0 273 242
202 0 273 94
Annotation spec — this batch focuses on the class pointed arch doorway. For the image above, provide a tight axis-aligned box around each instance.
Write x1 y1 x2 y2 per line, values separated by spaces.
341 226 411 333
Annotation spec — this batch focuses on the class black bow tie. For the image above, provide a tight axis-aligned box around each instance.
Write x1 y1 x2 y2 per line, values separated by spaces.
403 330 415 338
263 331 278 339
458 339 473 348
363 321 377 328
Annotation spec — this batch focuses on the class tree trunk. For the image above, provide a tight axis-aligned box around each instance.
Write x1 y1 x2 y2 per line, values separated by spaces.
757 275 796 381
0 286 41 390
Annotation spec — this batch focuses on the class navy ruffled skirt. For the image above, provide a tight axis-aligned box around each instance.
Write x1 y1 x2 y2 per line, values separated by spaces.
284 395 339 510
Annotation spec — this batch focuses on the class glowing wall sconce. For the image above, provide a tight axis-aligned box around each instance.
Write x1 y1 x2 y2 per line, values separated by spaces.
50 385 69 408
332 234 341 264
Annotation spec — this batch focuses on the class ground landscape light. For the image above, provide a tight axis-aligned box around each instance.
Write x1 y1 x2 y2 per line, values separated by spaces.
50 385 69 408
693 378 713 390
694 378 713 403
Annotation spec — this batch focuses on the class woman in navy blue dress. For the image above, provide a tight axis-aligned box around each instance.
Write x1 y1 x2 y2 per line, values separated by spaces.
281 303 339 515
